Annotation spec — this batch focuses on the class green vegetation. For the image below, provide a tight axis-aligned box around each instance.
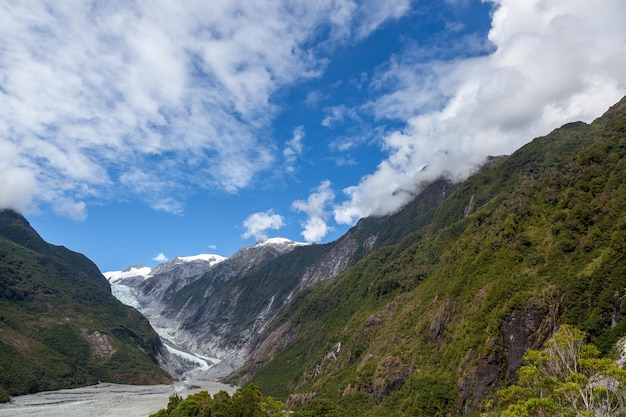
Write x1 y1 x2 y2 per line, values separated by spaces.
149 384 290 417
482 325 626 416
0 210 171 401
234 97 626 416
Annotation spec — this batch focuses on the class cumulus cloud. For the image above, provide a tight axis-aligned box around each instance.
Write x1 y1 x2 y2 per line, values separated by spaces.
334 0 626 225
242 210 286 241
292 181 335 242
0 1 409 218
153 253 168 262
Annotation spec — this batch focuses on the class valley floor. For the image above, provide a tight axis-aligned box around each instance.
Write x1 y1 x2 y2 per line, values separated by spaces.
0 379 236 417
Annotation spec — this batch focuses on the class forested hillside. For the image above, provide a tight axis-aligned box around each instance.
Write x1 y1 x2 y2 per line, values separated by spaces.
0 210 171 401
231 96 626 416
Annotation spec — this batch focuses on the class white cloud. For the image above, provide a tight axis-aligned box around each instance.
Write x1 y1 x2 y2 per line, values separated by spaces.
329 0 411 41
153 253 168 263
52 200 87 222
284 126 305 173
299 217 332 244
0 1 410 218
118 168 184 214
334 0 626 225
322 105 362 128
292 181 335 242
0 141 37 213
150 198 184 216
242 210 286 241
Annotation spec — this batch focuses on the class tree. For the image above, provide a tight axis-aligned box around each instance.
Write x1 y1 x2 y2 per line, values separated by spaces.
293 398 347 417
482 325 626 417
149 385 290 417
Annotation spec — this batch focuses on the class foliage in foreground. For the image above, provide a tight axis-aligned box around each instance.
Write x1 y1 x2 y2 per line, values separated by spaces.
149 384 290 417
482 325 626 417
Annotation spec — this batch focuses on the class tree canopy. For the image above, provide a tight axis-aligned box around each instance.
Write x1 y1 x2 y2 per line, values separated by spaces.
482 325 626 417
149 384 290 417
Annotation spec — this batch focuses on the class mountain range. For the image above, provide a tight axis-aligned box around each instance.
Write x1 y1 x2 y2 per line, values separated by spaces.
104 176 454 377
2 96 625 416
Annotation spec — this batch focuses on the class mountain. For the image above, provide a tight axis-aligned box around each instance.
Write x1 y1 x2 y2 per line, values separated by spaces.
104 254 226 308
0 210 171 401
107 238 324 371
107 181 453 376
222 96 626 415
103 96 626 415
104 252 230 376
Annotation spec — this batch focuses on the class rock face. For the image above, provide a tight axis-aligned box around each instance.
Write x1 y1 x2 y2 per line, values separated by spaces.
81 330 117 361
456 300 562 414
110 238 363 371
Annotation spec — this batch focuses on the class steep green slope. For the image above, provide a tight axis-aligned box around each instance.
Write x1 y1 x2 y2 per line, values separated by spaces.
0 210 171 400
238 97 626 416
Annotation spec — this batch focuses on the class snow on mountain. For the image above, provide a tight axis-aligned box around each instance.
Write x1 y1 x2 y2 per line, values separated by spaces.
103 242 309 376
176 254 226 266
103 252 229 378
103 254 226 283
103 265 152 283
104 254 227 311
254 237 309 248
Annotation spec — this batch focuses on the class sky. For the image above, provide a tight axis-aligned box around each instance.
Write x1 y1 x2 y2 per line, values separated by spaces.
1 0 625 272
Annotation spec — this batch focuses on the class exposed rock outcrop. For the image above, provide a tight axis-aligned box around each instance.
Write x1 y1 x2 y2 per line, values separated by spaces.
81 330 117 361
456 299 562 414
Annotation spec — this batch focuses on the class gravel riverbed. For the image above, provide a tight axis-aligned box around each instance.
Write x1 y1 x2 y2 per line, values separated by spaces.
0 379 236 417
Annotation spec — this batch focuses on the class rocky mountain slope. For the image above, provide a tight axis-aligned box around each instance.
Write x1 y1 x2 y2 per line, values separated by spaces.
107 178 455 375
225 96 626 415
0 210 171 401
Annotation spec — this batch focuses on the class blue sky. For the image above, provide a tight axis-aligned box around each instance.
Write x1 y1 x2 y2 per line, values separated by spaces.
1 1 625 272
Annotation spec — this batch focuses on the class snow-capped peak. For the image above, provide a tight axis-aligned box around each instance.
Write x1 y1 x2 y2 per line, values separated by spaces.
103 265 152 283
104 254 226 283
254 237 309 248
175 254 227 266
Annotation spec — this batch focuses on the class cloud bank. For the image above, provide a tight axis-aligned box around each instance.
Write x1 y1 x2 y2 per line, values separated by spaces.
3 0 625 248
331 0 626 225
0 0 409 219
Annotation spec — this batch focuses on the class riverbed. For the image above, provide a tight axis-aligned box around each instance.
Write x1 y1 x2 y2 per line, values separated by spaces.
0 379 236 417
